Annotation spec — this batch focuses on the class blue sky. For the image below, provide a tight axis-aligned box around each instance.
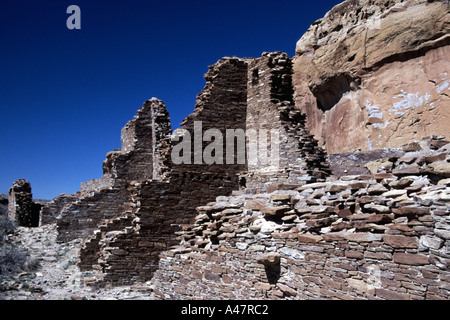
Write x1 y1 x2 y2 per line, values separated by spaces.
0 0 342 199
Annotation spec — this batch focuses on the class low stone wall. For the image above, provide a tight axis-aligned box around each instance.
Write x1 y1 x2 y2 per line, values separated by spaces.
79 175 114 195
40 193 80 225
55 188 131 242
85 174 240 285
149 138 450 299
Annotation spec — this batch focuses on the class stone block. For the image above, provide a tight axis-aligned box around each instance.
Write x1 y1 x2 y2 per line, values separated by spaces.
257 252 281 266
364 204 391 214
393 164 420 176
261 205 290 218
297 234 323 243
382 189 407 198
375 288 410 300
343 232 383 242
426 163 450 178
395 206 430 216
245 200 266 211
393 253 429 265
277 283 297 297
345 250 364 259
270 194 292 201
363 251 392 260
383 235 419 248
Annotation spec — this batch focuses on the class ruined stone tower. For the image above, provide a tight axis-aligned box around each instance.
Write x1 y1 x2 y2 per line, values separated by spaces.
8 179 40 227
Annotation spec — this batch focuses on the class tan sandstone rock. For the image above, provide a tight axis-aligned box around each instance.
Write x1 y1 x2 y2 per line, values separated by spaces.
293 0 450 154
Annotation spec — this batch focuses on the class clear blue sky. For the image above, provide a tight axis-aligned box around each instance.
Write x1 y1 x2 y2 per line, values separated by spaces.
0 0 342 200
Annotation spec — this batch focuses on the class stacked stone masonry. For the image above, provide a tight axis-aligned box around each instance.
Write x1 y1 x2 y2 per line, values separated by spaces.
8 179 40 228
85 58 251 284
41 98 172 242
39 53 332 286
96 54 333 285
34 44 449 296
150 136 450 300
244 52 330 191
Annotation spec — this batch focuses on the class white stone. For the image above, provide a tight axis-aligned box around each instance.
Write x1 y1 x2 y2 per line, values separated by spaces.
279 247 305 260
236 242 248 250
420 235 443 250
259 220 280 234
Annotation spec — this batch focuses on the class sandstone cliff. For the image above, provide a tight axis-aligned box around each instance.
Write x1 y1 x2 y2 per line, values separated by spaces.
293 0 450 154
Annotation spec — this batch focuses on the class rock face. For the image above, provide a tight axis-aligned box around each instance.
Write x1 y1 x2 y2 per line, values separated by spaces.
8 180 40 227
293 0 450 154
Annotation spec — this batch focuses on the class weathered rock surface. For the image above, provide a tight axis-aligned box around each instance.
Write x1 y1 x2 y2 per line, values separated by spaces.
293 0 450 154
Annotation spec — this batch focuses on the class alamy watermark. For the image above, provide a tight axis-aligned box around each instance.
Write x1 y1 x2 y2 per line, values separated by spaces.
171 121 280 168
67 5 81 30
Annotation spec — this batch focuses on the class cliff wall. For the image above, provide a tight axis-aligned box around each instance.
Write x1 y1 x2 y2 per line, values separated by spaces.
293 0 449 154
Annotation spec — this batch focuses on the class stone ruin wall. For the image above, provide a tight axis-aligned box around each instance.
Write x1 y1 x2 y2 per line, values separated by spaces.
149 136 450 300
86 54 337 285
244 52 330 191
41 98 172 242
91 175 242 284
32 2 449 294
172 57 248 178
81 58 247 284
38 53 332 286
81 57 251 284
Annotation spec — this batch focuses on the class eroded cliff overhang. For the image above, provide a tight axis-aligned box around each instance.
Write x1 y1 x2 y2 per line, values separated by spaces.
293 0 450 154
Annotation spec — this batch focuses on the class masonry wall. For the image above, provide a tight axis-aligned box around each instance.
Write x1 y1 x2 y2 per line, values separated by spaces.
40 193 80 225
149 136 450 300
103 98 172 184
77 57 250 284
41 99 172 242
36 50 450 296
45 53 346 287
55 188 131 241
173 57 248 176
93 175 239 284
244 52 330 191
